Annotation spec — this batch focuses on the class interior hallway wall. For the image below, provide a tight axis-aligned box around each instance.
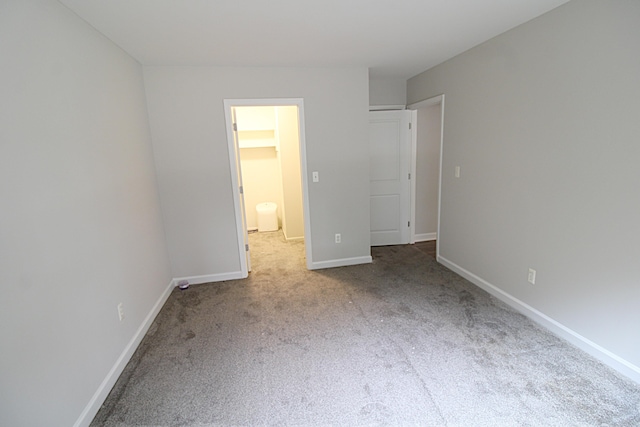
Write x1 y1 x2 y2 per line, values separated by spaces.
0 1 172 425
369 75 407 106
277 106 304 240
143 66 371 277
407 0 640 377
415 104 441 240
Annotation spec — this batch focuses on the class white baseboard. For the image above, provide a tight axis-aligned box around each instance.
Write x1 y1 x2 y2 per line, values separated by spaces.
414 232 436 242
310 255 372 270
282 230 304 241
74 280 175 427
282 227 303 241
437 255 640 384
172 271 246 286
75 269 249 426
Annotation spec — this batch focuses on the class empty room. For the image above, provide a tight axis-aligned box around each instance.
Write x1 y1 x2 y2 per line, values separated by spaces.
1 0 639 426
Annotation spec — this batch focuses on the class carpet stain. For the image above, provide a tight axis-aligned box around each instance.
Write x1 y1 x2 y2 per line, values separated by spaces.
360 402 393 423
242 310 260 323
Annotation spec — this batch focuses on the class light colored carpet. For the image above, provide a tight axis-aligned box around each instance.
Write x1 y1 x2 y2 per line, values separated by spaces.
92 230 640 426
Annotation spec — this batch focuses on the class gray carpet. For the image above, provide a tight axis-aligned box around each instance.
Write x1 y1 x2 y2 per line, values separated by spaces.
92 231 640 426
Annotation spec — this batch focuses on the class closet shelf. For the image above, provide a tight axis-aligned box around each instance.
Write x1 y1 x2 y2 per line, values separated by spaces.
238 129 277 148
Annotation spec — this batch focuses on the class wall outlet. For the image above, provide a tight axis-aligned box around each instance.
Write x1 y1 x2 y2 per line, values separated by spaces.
335 233 341 244
117 302 125 321
455 166 461 178
528 268 536 285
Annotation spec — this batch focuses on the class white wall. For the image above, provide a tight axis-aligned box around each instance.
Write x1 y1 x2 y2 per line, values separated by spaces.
240 146 283 230
143 66 371 277
415 105 441 239
369 75 407 106
0 1 172 426
277 106 305 240
407 0 640 379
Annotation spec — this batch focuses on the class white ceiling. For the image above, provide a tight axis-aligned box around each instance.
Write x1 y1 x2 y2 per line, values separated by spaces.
59 0 569 79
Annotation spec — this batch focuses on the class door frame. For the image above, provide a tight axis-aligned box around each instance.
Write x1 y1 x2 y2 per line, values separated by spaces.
224 98 312 276
407 94 445 259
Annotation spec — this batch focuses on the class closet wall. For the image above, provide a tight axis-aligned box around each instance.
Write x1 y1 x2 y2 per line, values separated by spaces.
237 106 304 240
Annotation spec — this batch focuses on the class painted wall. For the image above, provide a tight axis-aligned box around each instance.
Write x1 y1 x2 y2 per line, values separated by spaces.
143 66 371 276
0 1 172 426
277 106 305 240
415 104 441 239
237 106 283 231
240 146 283 230
369 76 407 106
408 0 640 376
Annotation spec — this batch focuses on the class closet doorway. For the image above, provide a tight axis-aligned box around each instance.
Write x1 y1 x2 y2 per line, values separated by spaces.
407 94 444 259
224 99 311 276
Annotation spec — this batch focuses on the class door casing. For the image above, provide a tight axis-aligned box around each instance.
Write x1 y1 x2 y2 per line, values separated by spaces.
224 98 312 276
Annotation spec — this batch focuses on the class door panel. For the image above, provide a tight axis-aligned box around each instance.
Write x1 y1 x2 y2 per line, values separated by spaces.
370 122 400 181
370 195 401 231
370 110 411 246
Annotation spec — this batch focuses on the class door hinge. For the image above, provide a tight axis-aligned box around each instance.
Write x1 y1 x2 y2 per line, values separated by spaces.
408 221 410 227
239 185 243 194
233 122 238 131
409 122 412 130
408 173 411 180
245 244 249 251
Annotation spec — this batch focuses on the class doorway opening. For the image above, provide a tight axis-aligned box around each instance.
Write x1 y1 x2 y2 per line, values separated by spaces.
224 99 312 277
407 94 445 260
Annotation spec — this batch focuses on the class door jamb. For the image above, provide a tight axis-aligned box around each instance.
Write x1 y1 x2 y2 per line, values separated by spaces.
409 109 417 244
224 98 312 276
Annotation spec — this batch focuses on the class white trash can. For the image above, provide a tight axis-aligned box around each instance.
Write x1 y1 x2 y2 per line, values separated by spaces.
256 202 278 232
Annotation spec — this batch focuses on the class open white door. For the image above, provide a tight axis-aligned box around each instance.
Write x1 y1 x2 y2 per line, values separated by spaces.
369 110 412 246
231 107 251 272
